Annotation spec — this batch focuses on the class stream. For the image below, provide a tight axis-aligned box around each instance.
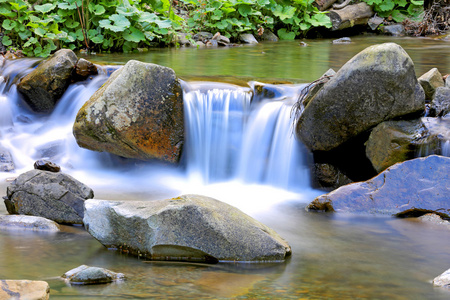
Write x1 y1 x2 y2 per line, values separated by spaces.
1 36 450 299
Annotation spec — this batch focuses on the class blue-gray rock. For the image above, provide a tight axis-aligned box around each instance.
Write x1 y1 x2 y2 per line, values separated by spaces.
4 169 94 224
306 155 450 217
0 146 14 172
62 265 124 285
0 215 60 231
84 194 291 263
418 68 444 100
430 87 450 117
296 43 425 151
239 33 258 44
260 29 278 42
382 24 405 36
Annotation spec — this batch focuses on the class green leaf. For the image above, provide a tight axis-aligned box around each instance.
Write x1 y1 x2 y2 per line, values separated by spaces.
273 5 296 20
238 4 252 17
391 10 408 22
0 5 15 17
18 30 31 40
410 0 424 5
2 35 12 46
23 37 38 48
311 13 332 28
2 19 16 30
35 3 57 13
65 19 80 29
123 26 146 42
91 4 106 15
277 28 295 40
395 0 408 7
91 34 104 44
99 14 131 32
377 1 395 11
212 10 223 20
34 27 46 37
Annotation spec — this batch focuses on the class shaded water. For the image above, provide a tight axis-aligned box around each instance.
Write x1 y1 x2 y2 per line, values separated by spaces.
1 36 450 299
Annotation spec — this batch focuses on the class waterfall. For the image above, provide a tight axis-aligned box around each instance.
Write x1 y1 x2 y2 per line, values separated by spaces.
183 81 311 191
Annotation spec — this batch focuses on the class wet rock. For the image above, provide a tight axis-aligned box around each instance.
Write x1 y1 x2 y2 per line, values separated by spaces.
418 213 450 228
84 194 291 262
74 58 98 81
332 37 351 44
365 117 450 172
0 215 60 231
433 268 450 288
213 33 230 46
34 159 61 172
193 32 213 43
306 155 450 217
0 280 50 300
17 49 78 113
429 87 450 117
4 169 94 224
296 43 425 151
0 146 14 172
73 60 184 163
62 265 125 285
313 163 353 190
260 29 279 42
368 15 384 30
239 33 258 44
382 24 405 36
418 68 445 100
302 68 336 107
175 33 192 46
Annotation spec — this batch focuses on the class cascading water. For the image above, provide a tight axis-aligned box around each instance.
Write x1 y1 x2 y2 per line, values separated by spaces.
0 59 320 212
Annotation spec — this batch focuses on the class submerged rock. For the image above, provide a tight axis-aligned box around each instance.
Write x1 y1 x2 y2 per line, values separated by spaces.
306 155 450 217
73 60 184 163
0 280 50 300
84 194 291 262
4 169 94 224
0 215 60 231
296 43 425 152
62 265 125 285
17 49 78 113
365 117 450 172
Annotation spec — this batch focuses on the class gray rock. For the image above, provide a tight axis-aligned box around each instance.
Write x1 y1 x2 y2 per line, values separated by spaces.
365 117 450 172
313 163 353 190
4 169 94 224
0 215 60 231
84 194 291 262
382 24 405 36
0 280 50 300
62 265 124 285
74 58 98 81
34 159 61 172
418 68 445 100
296 43 425 151
73 60 184 163
418 213 450 228
302 68 336 107
239 33 258 44
446 76 450 88
193 32 213 42
433 268 450 288
368 15 384 30
0 146 14 172
17 49 78 113
176 33 191 46
430 86 450 117
332 37 351 44
260 29 278 42
306 155 450 217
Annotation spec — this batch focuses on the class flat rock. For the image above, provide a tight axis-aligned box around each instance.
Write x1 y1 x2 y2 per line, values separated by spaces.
84 194 291 262
306 155 450 217
0 280 49 300
0 215 60 231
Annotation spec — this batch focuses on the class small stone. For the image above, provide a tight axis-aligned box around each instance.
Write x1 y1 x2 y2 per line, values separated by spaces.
382 24 405 36
239 33 258 44
332 37 351 44
62 265 125 285
418 68 445 100
433 268 450 288
0 215 60 231
34 160 61 172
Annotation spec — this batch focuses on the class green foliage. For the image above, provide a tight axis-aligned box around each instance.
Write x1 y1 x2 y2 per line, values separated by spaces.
180 0 331 39
0 0 181 56
362 0 424 22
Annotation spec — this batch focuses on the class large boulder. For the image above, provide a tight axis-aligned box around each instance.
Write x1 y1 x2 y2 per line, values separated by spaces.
17 49 78 113
306 155 450 217
84 194 291 262
365 117 450 172
73 60 184 163
4 169 94 224
0 280 49 300
296 43 425 151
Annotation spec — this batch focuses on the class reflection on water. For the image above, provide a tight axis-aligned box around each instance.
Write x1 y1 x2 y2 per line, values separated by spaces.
1 204 450 299
87 36 450 83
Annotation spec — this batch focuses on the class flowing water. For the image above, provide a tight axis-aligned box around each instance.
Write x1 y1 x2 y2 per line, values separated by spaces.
1 36 450 299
